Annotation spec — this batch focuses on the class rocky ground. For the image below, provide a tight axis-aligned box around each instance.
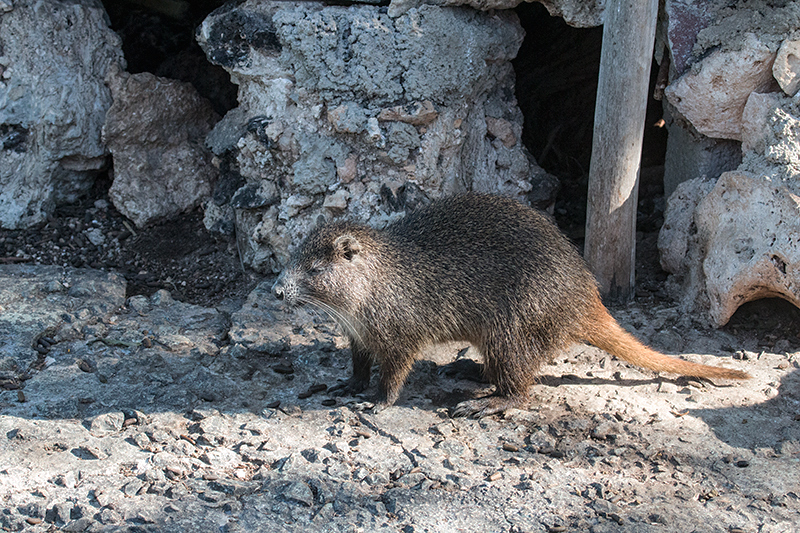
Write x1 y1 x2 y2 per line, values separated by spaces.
1 190 799 532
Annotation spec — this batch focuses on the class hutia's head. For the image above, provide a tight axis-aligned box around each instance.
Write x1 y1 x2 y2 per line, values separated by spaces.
272 222 375 311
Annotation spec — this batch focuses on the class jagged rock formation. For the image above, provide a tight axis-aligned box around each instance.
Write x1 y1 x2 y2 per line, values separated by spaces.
197 1 556 272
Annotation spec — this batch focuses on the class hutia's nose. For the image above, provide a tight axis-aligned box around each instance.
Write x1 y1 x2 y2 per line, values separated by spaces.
272 278 285 300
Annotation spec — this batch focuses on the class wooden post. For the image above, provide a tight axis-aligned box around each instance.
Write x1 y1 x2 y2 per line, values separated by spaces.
584 0 658 303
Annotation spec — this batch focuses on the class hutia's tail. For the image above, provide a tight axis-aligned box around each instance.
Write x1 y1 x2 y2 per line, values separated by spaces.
582 297 750 380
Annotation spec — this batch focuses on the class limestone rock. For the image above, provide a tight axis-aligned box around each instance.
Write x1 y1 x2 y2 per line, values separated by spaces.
695 171 800 325
658 178 715 276
103 68 219 228
665 33 777 141
739 91 800 186
0 0 124 229
388 0 604 28
198 1 556 272
660 89 800 325
532 0 603 28
740 92 781 154
657 177 717 315
773 38 800 96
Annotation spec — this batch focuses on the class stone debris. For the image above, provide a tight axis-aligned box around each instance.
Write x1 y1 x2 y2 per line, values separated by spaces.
2 265 798 531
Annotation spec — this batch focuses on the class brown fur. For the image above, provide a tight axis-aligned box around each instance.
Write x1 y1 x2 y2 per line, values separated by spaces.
272 193 749 417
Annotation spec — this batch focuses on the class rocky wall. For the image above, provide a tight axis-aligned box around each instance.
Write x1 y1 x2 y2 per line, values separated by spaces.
0 0 124 229
658 0 800 325
198 1 557 272
388 0 604 27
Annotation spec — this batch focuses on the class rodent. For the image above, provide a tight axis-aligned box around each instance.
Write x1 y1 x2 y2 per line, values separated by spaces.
272 193 750 417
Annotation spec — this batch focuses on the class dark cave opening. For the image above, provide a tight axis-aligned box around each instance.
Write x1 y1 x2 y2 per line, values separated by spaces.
512 2 668 240
100 0 238 117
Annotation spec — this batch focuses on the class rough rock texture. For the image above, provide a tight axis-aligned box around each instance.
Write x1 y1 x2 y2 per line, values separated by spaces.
657 177 716 309
740 92 779 154
103 67 220 228
662 170 800 327
661 1 800 142
1 267 799 531
660 91 800 324
695 171 800 325
660 171 800 325
739 91 800 183
0 265 126 386
388 0 604 27
658 1 800 323
773 36 800 97
664 33 778 141
0 0 124 229
198 1 556 272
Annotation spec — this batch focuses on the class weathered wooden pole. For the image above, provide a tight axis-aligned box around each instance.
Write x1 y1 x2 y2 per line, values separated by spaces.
584 0 658 303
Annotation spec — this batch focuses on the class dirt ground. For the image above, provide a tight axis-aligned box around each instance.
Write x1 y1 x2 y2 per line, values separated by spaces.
0 176 258 309
1 184 799 532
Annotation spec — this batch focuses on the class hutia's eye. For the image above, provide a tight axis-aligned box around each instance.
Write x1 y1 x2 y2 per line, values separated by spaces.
309 262 324 274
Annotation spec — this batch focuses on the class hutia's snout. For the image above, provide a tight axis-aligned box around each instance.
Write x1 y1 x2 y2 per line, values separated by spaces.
272 270 300 304
272 274 286 300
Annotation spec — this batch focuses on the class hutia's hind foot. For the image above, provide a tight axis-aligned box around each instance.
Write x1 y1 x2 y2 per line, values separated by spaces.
451 395 525 418
328 376 370 397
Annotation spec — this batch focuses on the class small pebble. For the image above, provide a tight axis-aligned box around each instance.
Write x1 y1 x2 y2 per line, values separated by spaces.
272 363 294 374
76 358 96 373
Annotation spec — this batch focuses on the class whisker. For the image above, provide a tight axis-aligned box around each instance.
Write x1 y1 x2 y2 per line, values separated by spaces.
298 296 366 347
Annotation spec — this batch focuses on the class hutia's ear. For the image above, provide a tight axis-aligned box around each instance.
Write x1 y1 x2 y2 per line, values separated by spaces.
334 234 361 261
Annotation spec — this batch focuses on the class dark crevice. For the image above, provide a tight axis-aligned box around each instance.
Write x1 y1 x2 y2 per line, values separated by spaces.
101 0 238 116
512 2 667 241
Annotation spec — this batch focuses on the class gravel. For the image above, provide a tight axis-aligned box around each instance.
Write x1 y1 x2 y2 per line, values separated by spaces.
1 183 799 532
